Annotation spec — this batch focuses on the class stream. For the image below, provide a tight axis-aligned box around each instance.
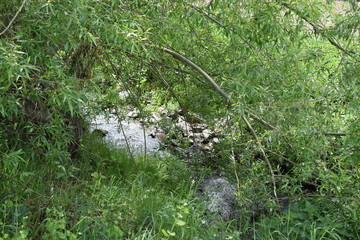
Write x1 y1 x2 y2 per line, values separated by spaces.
89 112 239 222
89 114 161 155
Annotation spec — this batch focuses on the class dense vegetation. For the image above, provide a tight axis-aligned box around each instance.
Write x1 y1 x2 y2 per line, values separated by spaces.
1 0 359 239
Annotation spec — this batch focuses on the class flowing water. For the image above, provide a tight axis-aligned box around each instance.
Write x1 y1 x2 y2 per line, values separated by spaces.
90 113 239 221
89 114 161 155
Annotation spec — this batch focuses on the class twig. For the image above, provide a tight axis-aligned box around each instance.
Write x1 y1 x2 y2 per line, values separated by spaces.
114 107 137 167
102 50 148 162
242 115 278 202
268 150 296 165
0 0 27 36
230 129 241 195
324 132 347 137
149 64 192 136
187 3 274 63
187 3 256 51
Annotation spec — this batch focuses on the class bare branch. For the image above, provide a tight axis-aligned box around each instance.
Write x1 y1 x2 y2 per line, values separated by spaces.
278 1 356 57
324 132 347 136
0 0 27 37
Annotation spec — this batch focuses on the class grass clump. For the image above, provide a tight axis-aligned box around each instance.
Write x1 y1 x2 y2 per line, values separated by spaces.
254 198 360 240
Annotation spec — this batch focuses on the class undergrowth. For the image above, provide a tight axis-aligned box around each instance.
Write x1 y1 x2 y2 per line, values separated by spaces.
2 134 359 239
0 135 237 239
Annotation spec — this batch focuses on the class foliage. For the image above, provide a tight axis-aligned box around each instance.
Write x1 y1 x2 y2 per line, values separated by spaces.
0 135 238 239
255 198 360 239
0 0 359 239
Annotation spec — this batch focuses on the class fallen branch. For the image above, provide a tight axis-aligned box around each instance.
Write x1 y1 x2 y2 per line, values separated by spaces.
0 0 27 36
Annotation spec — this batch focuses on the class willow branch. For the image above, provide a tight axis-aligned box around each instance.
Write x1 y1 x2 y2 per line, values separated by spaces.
188 3 256 52
242 115 278 202
278 1 356 57
163 47 279 201
0 0 27 36
163 47 277 130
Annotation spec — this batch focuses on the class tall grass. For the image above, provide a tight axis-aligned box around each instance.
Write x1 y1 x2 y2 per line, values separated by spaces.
0 134 237 239
1 134 359 239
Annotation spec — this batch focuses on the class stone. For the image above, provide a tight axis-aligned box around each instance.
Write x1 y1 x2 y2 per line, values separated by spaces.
156 132 167 142
199 177 237 220
201 142 213 151
213 137 220 143
147 126 157 138
92 128 109 137
151 113 162 122
202 129 212 139
176 119 189 131
127 110 139 118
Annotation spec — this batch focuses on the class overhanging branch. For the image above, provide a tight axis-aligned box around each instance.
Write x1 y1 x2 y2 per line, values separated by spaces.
163 47 277 130
278 1 356 57
0 0 27 37
163 47 279 201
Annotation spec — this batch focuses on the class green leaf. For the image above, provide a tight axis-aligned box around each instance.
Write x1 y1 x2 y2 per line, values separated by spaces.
161 229 168 237
175 219 186 226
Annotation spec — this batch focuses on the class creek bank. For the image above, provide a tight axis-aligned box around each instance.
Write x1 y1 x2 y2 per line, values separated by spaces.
89 108 241 221
126 107 224 152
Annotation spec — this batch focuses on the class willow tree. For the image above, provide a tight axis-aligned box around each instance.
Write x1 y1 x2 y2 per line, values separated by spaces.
1 1 359 234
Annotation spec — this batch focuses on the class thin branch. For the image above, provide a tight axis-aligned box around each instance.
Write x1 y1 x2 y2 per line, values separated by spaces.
187 3 273 62
149 64 192 136
324 132 347 137
187 3 256 51
278 1 356 57
0 0 27 36
268 150 296 165
116 111 137 167
163 47 279 201
101 51 148 162
163 47 277 130
242 115 278 202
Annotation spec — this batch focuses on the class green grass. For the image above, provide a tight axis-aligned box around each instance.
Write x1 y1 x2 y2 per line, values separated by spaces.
0 135 238 239
1 134 359 239
254 198 359 240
